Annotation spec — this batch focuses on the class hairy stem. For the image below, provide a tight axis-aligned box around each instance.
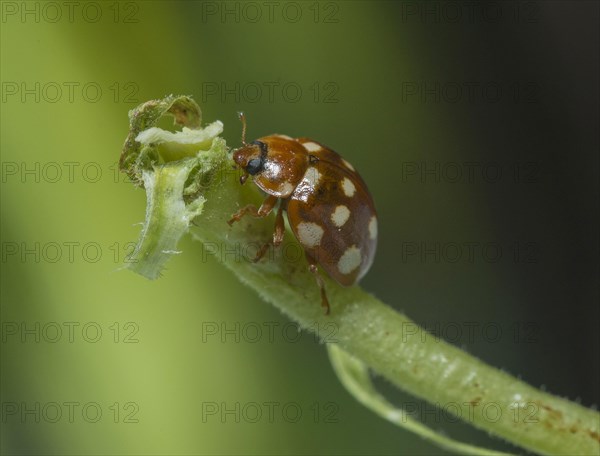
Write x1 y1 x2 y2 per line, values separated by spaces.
327 344 514 456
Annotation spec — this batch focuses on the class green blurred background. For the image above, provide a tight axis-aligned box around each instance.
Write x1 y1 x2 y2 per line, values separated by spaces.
1 1 598 454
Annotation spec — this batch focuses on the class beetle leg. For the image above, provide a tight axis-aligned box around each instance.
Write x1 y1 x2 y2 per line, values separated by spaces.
228 195 278 226
272 203 285 248
252 203 285 262
307 254 330 315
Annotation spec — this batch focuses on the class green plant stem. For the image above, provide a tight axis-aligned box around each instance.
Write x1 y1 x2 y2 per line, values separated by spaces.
121 96 600 456
328 344 514 456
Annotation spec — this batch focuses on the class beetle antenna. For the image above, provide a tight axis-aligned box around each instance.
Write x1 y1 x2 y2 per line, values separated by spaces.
238 112 248 146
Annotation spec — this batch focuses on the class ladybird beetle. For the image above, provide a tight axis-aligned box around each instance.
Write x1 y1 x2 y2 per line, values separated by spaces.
228 113 377 314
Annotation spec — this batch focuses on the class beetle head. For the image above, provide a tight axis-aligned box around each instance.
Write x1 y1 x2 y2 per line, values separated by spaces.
233 140 268 184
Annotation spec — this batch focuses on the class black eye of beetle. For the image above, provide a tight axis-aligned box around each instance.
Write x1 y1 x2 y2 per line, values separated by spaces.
246 157 264 175
245 140 268 175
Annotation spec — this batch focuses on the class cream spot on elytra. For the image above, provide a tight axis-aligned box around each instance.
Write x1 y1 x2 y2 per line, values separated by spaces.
368 216 377 240
303 142 321 152
338 245 362 274
331 205 350 227
342 177 356 197
304 167 321 187
297 222 324 248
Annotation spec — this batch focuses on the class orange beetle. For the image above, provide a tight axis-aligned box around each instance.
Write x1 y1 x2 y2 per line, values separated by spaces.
229 113 377 314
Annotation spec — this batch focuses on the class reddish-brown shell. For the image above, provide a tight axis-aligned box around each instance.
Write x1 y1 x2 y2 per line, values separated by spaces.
259 136 378 286
236 133 377 286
